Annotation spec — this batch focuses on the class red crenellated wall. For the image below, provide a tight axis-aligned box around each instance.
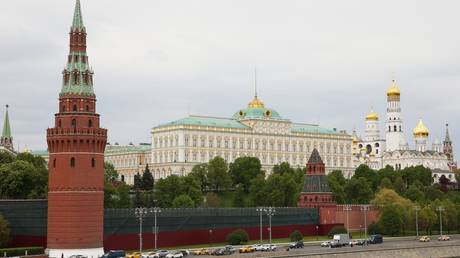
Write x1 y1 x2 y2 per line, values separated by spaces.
335 205 379 232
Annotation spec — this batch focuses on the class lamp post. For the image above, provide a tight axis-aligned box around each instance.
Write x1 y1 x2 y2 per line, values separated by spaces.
413 206 420 239
256 207 264 244
135 207 149 254
264 207 276 250
209 229 213 247
343 205 352 234
150 207 161 250
316 225 319 240
360 205 369 244
437 206 445 237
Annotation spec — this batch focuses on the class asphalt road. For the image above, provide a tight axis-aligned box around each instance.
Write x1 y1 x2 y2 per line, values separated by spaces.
191 236 460 258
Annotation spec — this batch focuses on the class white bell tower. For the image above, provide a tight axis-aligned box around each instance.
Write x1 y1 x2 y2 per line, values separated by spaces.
385 80 406 151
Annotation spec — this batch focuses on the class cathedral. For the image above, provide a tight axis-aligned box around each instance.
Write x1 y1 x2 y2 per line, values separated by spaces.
354 80 457 177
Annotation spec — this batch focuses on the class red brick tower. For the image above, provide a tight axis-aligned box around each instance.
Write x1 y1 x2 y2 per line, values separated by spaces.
297 149 335 208
46 1 107 257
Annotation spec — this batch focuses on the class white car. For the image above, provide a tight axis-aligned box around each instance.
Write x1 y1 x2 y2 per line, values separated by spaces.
261 244 277 251
321 241 331 247
165 252 183 258
252 244 264 251
348 240 359 246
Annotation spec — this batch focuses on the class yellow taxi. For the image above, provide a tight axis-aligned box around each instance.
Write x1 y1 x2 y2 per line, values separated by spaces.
238 246 255 253
126 252 141 258
419 236 430 242
193 249 209 255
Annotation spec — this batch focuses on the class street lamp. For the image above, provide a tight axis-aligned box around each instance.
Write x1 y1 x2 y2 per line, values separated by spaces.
264 207 276 250
437 206 445 237
256 207 265 244
135 207 149 254
209 229 213 247
360 205 370 243
343 205 352 235
413 206 420 239
316 225 319 240
150 207 161 250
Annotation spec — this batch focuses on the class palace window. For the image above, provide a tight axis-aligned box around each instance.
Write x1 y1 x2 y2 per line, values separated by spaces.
71 119 77 128
70 157 76 168
53 159 56 168
91 158 96 168
88 119 92 128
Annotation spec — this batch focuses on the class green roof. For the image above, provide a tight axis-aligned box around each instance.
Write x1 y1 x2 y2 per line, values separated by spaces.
71 0 85 31
156 116 250 130
31 150 49 157
105 144 151 155
302 175 331 193
292 123 339 135
2 106 11 139
232 107 284 120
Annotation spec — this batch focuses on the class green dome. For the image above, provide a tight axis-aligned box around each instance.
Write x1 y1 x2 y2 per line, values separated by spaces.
232 107 283 120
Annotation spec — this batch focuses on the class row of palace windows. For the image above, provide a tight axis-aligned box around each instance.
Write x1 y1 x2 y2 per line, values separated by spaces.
62 104 92 113
52 157 96 169
57 119 93 128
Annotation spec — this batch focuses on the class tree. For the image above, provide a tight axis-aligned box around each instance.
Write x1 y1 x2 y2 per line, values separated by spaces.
354 164 379 191
189 164 209 192
207 157 231 192
248 174 267 207
404 184 424 203
205 192 221 207
327 225 347 238
393 176 406 194
327 171 346 204
264 172 299 207
0 214 10 248
344 177 373 204
233 185 246 207
273 162 295 176
371 188 413 233
0 152 14 165
378 204 403 236
401 166 432 187
181 175 203 207
289 230 303 241
419 205 437 235
377 165 398 184
379 178 393 189
229 157 263 192
154 175 183 207
133 173 142 190
172 195 195 208
104 162 119 183
141 164 154 191
116 183 131 208
0 160 47 199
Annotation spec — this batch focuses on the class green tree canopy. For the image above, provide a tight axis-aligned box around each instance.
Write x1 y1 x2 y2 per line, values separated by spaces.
0 214 10 248
327 170 346 204
378 204 403 236
229 157 263 192
354 164 379 191
0 160 47 199
172 194 195 208
189 164 209 192
379 177 393 189
207 157 231 192
141 164 154 191
344 177 373 204
104 162 119 183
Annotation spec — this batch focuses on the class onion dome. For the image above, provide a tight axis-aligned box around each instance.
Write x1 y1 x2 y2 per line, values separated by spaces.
387 80 400 97
413 119 429 137
248 96 265 108
233 95 283 120
366 109 379 121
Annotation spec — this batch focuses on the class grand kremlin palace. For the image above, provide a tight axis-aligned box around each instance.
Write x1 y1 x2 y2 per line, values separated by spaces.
149 94 354 180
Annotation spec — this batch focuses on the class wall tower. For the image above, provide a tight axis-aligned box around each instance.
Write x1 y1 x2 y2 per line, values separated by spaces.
0 105 13 152
46 1 107 257
443 123 457 170
385 80 407 151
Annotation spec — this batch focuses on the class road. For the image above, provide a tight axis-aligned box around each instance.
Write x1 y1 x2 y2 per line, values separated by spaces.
193 235 460 258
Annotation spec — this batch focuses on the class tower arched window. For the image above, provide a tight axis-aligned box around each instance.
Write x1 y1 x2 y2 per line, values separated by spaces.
399 126 402 132
71 119 77 128
53 159 56 168
388 126 391 132
394 125 397 132
58 119 62 128
91 158 96 168
70 157 75 168
62 105 66 112
88 119 92 128
73 105 77 112
86 105 89 112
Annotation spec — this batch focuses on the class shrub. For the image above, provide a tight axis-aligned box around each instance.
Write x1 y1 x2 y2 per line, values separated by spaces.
0 247 44 257
327 225 347 238
226 229 249 245
289 230 303 242
367 222 381 235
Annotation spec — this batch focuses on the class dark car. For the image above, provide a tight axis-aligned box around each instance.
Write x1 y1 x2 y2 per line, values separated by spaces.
369 234 383 244
102 250 125 258
289 241 304 249
211 248 225 256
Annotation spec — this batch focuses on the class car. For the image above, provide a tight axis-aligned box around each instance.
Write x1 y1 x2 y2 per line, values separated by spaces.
252 244 264 251
165 251 183 258
438 235 450 241
348 240 359 247
321 241 331 247
369 234 383 244
179 250 190 257
155 250 170 258
261 244 277 251
356 240 369 246
289 241 304 249
127 252 142 258
419 236 430 242
69 255 87 258
223 246 236 254
193 249 209 255
142 252 158 258
102 250 126 258
238 245 255 253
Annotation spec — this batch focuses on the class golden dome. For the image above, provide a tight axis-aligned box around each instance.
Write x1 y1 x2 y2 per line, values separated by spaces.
413 119 429 137
248 95 265 108
387 80 400 97
366 110 379 121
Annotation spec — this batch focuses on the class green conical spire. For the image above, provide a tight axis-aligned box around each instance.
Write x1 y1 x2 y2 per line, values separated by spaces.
71 0 85 31
2 105 11 139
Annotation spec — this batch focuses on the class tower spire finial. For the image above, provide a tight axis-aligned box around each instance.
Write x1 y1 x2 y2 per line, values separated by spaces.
254 67 258 98
72 0 85 31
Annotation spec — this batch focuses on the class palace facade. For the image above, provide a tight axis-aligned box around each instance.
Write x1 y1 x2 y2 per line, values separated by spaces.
150 94 355 179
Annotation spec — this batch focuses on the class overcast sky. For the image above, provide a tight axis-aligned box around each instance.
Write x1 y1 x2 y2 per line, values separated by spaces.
0 0 459 157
